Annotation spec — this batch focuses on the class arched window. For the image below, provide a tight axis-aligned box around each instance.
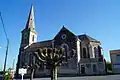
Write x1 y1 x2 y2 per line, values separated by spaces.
98 46 101 57
38 62 44 71
94 47 97 58
61 44 69 68
61 44 69 62
87 46 90 58
83 48 87 58
32 35 34 41
63 45 68 58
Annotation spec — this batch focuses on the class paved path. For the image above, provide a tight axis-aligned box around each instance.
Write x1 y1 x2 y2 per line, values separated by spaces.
15 75 120 80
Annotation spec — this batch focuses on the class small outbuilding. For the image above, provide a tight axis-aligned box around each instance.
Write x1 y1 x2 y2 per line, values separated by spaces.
110 49 120 73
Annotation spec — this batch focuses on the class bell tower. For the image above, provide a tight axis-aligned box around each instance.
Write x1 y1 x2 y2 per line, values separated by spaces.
20 5 37 48
16 5 37 76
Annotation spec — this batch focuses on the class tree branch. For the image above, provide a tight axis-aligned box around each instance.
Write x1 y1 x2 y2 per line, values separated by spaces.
34 52 46 62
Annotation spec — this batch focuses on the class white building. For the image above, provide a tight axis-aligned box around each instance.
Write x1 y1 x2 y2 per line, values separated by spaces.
110 49 120 73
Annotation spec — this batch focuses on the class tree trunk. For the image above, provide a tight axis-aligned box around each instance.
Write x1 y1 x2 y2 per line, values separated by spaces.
30 68 34 80
51 67 57 80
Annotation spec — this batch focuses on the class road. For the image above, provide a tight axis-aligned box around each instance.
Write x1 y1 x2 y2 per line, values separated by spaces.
15 74 120 80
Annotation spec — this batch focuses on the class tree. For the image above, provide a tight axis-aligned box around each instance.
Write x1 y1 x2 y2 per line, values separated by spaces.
34 48 75 80
29 55 36 80
4 69 11 80
23 54 38 80
106 62 112 73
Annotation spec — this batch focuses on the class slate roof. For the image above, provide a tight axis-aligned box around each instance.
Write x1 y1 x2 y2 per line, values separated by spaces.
25 40 52 52
25 28 100 52
78 34 100 43
110 49 120 54
32 40 52 48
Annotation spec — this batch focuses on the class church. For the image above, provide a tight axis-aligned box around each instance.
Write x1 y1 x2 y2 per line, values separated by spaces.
16 5 106 77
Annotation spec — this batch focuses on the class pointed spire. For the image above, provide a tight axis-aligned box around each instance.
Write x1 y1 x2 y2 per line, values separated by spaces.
25 4 35 30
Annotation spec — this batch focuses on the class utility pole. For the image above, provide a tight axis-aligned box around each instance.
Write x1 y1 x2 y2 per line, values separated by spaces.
0 12 9 80
3 40 9 79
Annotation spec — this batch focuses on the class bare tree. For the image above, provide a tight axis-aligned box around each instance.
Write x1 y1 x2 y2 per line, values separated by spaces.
34 48 75 80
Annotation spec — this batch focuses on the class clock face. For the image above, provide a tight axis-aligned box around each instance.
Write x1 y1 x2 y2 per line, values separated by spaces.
61 34 66 39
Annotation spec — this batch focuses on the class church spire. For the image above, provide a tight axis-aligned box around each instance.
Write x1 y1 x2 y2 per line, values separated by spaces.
25 5 35 30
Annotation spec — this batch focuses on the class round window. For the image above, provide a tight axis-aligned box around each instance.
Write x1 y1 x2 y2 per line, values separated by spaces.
61 34 66 39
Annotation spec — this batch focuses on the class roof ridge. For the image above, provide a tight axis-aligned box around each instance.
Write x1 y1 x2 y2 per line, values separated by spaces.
78 34 100 43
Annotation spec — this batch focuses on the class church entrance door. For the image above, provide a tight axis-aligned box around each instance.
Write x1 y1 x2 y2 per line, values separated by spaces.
81 65 85 74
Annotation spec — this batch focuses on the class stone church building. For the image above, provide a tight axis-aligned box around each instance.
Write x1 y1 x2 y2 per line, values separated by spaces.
16 6 106 77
